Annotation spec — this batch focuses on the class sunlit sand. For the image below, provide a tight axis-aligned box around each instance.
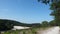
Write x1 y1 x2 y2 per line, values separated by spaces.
37 26 60 34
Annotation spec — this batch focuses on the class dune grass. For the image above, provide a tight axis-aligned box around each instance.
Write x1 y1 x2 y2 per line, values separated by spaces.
2 27 52 34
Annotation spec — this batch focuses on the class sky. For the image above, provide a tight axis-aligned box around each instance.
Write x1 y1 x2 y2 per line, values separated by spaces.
0 0 53 23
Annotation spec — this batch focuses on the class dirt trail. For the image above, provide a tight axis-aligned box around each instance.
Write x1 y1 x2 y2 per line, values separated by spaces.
37 26 60 34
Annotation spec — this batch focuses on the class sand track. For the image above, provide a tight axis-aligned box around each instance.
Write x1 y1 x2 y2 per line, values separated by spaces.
37 26 60 34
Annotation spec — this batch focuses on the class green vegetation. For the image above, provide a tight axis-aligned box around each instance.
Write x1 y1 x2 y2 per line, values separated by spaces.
0 0 60 34
0 19 59 32
0 19 51 34
0 19 41 32
0 19 58 34
2 28 38 34
38 0 60 26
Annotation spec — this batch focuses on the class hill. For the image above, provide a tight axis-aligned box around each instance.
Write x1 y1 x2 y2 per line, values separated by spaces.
0 19 41 27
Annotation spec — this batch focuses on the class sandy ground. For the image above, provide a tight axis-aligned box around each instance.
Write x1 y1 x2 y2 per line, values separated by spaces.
37 26 60 34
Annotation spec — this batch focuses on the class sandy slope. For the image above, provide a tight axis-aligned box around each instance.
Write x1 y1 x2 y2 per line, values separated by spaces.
37 26 60 34
12 26 30 30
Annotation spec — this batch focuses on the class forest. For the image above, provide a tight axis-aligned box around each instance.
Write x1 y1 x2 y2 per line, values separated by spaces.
0 19 59 31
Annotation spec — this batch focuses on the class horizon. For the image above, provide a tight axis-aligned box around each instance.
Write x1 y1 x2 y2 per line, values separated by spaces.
0 0 53 23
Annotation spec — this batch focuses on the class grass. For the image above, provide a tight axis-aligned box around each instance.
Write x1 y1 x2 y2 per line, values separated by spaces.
2 27 37 34
2 26 52 34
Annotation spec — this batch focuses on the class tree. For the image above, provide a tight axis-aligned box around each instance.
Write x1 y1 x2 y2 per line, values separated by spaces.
38 0 60 26
49 20 58 26
0 19 14 34
0 19 14 31
41 21 49 27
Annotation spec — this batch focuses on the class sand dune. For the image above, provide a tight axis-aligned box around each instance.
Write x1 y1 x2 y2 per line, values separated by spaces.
37 26 60 34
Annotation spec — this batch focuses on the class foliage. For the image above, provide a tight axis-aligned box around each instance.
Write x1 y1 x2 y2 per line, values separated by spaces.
0 19 13 31
38 0 60 4
0 19 41 31
49 20 57 26
41 21 49 27
38 0 60 26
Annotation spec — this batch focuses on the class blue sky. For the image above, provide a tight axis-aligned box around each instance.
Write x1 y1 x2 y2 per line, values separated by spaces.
0 0 53 23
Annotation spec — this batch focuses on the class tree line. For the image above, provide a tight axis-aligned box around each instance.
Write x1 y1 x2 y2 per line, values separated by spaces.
38 0 60 26
0 19 59 31
0 0 60 32
0 19 40 31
